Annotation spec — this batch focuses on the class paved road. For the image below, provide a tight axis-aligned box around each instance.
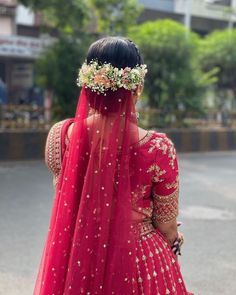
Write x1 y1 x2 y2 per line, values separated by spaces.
0 152 236 295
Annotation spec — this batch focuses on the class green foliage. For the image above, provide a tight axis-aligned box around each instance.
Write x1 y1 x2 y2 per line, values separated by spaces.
19 0 142 36
200 29 236 94
19 0 143 120
36 35 94 119
18 0 90 35
129 20 216 127
18 0 93 119
90 0 142 35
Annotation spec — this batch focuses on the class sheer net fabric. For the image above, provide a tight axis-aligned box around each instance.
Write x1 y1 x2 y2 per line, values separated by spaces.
36 87 193 294
34 87 143 294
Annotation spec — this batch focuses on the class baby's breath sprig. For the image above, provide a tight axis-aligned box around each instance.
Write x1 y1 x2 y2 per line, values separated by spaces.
76 60 147 95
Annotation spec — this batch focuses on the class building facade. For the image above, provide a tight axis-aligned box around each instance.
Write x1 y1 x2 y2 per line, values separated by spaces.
1 0 235 104
139 0 236 34
0 0 53 105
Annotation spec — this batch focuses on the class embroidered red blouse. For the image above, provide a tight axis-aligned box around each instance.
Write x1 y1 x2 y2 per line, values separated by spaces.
45 119 179 225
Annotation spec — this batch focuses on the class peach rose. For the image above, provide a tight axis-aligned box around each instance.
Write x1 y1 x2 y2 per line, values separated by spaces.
94 74 111 88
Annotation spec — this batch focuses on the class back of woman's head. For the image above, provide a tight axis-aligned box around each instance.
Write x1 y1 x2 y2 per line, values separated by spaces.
81 37 145 114
86 36 143 69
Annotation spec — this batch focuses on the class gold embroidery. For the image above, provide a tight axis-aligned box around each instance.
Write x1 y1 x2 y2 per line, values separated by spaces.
132 130 154 148
167 140 177 170
132 219 155 237
138 131 154 147
165 175 179 190
45 120 67 187
152 188 179 224
148 135 177 170
148 135 168 154
147 164 166 183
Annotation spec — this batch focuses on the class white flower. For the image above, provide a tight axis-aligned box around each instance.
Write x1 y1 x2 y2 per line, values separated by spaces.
77 60 148 95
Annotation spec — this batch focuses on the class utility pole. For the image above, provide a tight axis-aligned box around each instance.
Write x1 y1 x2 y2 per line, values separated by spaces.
184 0 193 30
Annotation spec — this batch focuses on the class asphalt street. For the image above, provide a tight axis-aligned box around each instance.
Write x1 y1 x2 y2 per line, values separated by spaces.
0 152 236 295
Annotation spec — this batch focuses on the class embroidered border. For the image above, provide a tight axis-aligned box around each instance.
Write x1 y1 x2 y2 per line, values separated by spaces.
131 130 154 149
165 175 179 190
45 120 67 187
137 130 154 147
152 188 179 224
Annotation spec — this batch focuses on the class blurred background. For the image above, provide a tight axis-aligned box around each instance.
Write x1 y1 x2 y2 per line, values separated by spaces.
0 0 236 294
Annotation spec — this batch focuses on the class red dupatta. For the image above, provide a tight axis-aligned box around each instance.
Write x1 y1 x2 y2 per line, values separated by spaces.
34 86 142 294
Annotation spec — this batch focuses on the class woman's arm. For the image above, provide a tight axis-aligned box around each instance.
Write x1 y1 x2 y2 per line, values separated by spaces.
45 119 74 187
150 133 180 246
152 186 179 245
45 120 66 187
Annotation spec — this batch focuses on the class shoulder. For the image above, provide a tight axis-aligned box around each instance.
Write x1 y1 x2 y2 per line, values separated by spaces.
46 119 68 143
148 131 176 154
67 121 74 141
45 118 74 186
45 118 73 171
45 120 67 151
148 131 177 170
46 118 74 145
45 120 67 168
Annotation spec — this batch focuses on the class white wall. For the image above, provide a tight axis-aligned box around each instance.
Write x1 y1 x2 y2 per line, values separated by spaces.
175 0 236 22
138 0 174 12
0 0 17 5
15 4 35 25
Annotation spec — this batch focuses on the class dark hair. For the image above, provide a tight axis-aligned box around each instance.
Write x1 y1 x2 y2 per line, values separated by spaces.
85 37 143 114
86 36 143 69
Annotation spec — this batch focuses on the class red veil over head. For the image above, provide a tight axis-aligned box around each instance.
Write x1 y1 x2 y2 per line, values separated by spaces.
34 85 143 294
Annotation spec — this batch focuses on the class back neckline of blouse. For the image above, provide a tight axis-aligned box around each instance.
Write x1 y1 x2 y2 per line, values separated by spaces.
134 130 155 147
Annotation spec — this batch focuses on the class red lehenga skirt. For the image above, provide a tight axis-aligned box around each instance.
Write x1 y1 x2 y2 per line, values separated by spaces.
134 221 193 295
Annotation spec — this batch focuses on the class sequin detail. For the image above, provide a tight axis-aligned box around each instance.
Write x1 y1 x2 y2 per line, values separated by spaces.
44 126 192 294
135 230 190 295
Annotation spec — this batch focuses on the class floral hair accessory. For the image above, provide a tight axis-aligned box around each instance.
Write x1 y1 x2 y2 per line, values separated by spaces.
76 60 148 95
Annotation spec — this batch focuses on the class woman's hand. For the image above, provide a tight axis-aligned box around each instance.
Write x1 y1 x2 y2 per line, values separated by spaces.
155 219 184 255
155 219 178 245
171 231 184 256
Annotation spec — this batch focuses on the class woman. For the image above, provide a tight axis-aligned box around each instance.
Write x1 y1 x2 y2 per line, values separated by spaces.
34 37 193 295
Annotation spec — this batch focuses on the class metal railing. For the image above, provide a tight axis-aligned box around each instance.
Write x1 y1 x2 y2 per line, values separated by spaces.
139 108 236 129
0 104 49 130
1 104 236 130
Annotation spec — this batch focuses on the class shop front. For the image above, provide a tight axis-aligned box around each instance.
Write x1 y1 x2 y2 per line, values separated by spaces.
0 34 53 105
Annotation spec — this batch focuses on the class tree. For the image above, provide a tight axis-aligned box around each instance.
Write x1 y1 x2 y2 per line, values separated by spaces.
19 0 90 35
200 29 236 99
199 29 236 126
129 20 216 127
19 0 142 36
19 0 142 119
35 35 93 119
18 0 94 119
90 0 142 35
